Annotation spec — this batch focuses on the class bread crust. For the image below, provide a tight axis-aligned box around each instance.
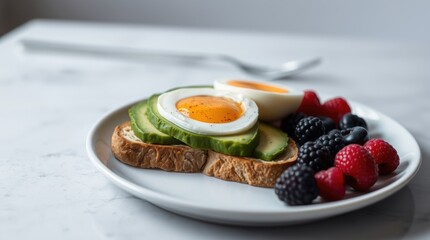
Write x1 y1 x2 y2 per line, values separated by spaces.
112 122 207 172
202 139 298 187
111 121 298 187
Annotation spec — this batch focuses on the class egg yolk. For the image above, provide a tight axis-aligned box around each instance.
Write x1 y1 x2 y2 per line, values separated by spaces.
176 95 244 123
227 80 288 93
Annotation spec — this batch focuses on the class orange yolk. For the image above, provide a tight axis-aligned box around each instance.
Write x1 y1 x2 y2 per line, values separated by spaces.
227 80 288 93
176 95 243 123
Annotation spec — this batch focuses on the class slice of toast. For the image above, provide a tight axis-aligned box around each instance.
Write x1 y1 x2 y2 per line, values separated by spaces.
112 122 207 172
203 139 297 187
111 121 298 187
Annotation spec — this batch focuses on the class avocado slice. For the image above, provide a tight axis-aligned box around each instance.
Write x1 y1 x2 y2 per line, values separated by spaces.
129 100 182 145
254 123 289 161
146 94 259 157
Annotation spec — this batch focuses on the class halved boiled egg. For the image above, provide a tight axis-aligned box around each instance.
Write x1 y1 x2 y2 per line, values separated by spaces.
157 88 258 135
214 79 304 122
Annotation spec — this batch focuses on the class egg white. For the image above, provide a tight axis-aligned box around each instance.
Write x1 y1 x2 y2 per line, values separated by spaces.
157 88 259 135
213 79 304 122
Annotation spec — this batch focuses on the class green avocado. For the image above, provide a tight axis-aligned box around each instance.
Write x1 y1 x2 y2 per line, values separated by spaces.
129 100 182 145
253 122 289 161
146 94 260 157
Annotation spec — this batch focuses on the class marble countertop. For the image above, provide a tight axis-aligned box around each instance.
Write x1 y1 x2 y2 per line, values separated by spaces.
1 19 430 239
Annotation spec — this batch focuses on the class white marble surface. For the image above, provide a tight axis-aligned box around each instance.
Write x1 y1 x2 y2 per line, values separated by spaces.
1 19 430 239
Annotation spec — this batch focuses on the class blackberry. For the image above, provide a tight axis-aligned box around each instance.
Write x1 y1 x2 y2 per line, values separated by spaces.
275 164 319 205
339 113 368 130
318 116 336 133
295 116 325 145
297 141 332 171
316 129 345 157
342 126 369 145
280 112 307 139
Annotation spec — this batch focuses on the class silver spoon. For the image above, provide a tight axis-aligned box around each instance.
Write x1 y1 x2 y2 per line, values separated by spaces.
20 39 321 79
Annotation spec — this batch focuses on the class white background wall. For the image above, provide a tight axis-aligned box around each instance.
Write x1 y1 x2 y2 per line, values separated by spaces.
2 0 430 44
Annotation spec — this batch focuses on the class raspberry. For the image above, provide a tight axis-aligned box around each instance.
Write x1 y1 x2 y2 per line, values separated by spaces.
297 141 332 172
296 90 322 116
275 164 319 205
335 144 378 191
280 112 307 140
316 129 345 158
321 97 351 123
364 139 400 175
295 116 325 145
315 167 346 201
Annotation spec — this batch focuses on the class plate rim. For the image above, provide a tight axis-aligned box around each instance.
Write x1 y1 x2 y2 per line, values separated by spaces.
86 98 422 224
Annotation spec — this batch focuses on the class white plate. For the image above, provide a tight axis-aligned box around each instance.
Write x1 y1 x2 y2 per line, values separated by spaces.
86 99 421 226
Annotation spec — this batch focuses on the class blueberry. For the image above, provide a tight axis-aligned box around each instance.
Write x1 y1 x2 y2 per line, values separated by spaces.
342 127 369 145
339 113 367 130
318 116 337 133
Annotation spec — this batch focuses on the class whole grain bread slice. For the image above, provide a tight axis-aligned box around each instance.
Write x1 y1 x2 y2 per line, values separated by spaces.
202 139 297 187
111 121 298 187
112 122 207 172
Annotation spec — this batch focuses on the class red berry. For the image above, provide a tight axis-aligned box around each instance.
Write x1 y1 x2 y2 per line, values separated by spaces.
315 167 346 201
364 139 400 175
335 144 378 192
321 97 351 123
297 90 322 116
